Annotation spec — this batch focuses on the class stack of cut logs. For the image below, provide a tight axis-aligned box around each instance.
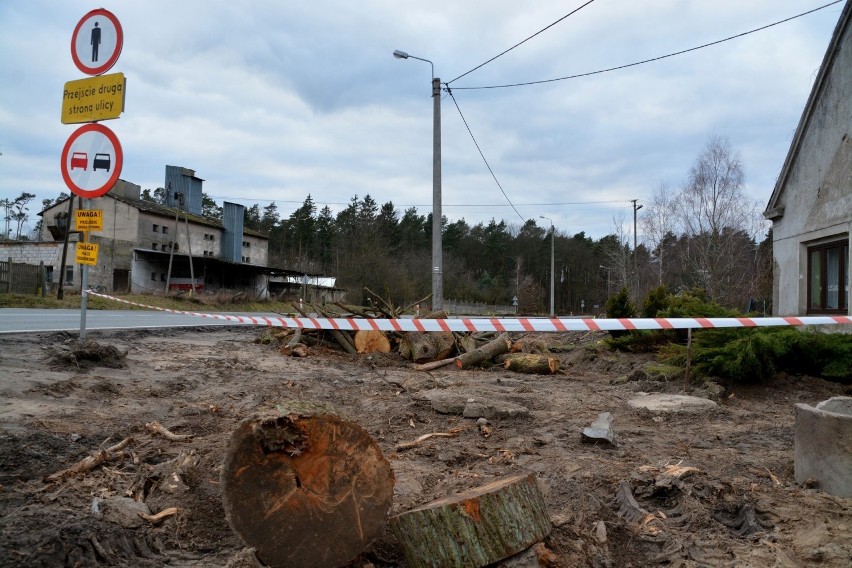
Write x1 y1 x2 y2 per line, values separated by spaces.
263 290 559 375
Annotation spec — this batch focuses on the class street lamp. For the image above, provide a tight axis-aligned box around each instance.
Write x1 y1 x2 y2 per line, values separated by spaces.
394 49 443 311
540 216 555 317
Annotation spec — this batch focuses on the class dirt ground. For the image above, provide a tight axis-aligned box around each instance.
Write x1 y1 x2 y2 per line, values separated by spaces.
0 325 850 567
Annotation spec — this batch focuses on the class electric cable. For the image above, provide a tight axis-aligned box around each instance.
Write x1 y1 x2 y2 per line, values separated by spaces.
446 87 526 223
448 0 598 84
451 0 843 90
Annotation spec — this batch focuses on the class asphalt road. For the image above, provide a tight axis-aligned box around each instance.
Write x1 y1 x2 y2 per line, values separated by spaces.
0 309 264 334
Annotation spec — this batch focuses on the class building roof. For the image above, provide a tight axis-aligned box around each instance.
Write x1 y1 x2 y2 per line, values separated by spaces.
41 194 270 239
764 0 852 219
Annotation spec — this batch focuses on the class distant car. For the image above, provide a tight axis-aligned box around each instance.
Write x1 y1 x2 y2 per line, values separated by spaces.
70 152 88 171
93 153 111 172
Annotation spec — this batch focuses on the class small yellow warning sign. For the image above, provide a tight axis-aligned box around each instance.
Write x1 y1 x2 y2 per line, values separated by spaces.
76 242 99 265
75 209 103 231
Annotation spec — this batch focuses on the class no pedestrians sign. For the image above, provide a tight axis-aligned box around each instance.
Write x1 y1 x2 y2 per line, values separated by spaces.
71 8 123 76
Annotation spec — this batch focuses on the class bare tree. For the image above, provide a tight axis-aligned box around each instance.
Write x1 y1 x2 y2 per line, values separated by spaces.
603 212 632 296
675 136 760 305
641 182 676 286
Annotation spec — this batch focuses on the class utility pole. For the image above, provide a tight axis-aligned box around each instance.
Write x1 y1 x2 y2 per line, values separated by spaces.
431 76 443 312
631 199 643 300
393 50 442 311
540 216 555 317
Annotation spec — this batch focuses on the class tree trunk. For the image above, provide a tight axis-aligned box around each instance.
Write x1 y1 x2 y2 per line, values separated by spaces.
400 331 454 363
221 402 395 568
390 472 551 568
454 333 512 369
502 354 560 375
354 330 391 354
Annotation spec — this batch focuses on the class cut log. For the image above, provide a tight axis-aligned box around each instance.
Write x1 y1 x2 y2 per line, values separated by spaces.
400 331 454 363
280 329 303 356
390 472 551 568
502 354 560 375
354 330 391 354
510 339 550 355
454 333 512 369
221 402 395 568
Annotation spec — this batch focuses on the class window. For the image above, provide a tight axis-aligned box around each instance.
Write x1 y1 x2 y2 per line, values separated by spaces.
151 272 157 281
243 241 251 248
162 226 169 234
152 243 158 251
161 273 167 282
153 224 159 233
808 239 849 313
65 265 74 284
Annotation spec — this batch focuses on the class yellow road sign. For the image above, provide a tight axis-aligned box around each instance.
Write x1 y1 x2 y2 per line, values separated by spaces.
62 72 126 124
76 242 99 265
75 209 103 231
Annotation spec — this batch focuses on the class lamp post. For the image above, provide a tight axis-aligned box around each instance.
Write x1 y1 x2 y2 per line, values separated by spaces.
394 49 443 311
540 216 555 317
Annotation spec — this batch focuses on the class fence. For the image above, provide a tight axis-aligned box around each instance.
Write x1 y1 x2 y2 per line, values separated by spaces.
444 299 516 316
0 258 46 296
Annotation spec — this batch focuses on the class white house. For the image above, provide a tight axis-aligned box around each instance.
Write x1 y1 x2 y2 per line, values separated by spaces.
763 0 851 317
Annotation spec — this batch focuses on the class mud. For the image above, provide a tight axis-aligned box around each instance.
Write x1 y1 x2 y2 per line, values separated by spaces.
0 326 850 567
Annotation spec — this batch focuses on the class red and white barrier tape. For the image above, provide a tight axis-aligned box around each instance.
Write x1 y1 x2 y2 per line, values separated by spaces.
85 291 852 332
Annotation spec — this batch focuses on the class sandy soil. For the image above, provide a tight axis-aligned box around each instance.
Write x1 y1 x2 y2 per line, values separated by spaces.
0 326 850 567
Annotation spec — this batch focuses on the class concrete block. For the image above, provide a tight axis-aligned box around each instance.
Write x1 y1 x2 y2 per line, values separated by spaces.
795 396 852 497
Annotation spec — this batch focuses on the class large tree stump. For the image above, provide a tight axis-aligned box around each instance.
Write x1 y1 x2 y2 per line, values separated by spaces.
390 472 551 568
221 402 395 568
354 330 391 354
400 331 455 363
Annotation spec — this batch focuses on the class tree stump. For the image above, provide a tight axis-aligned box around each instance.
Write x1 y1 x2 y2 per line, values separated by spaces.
354 330 391 354
390 472 551 568
221 402 395 568
400 331 455 363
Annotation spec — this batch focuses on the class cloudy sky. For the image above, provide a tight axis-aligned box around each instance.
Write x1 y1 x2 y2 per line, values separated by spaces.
0 0 845 240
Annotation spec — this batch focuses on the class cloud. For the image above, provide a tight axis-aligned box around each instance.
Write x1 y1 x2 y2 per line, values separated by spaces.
0 0 843 241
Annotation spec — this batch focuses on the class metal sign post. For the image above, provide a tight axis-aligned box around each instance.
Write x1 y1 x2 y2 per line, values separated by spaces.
80 197 90 340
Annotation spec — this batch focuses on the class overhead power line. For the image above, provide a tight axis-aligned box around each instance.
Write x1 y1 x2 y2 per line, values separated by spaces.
448 0 598 84
446 88 526 223
451 0 844 90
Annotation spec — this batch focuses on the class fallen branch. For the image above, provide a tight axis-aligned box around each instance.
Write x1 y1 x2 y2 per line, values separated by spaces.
146 421 193 441
413 358 456 372
395 428 463 451
364 287 397 318
399 293 432 316
139 507 179 524
333 302 377 319
44 437 132 483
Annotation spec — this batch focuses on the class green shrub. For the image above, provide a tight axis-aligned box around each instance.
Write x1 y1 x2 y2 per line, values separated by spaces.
658 288 738 319
660 327 852 383
642 285 670 318
606 287 636 318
